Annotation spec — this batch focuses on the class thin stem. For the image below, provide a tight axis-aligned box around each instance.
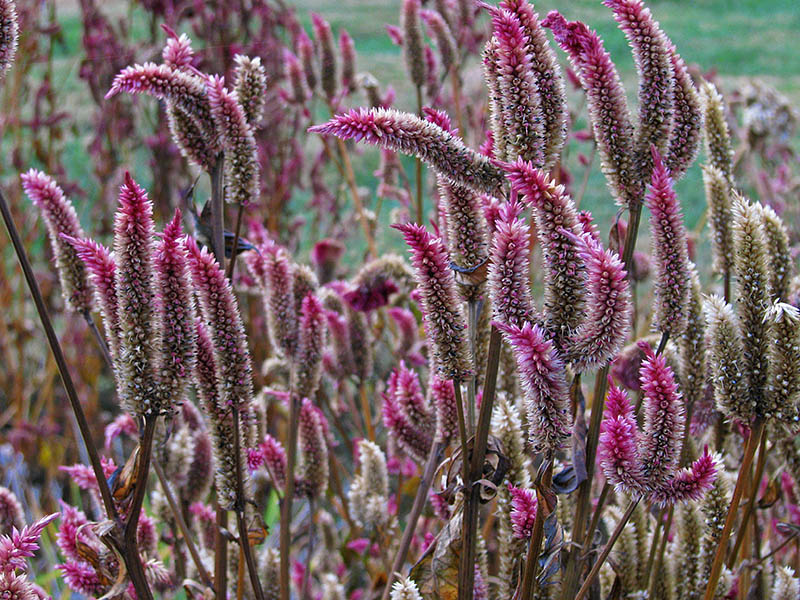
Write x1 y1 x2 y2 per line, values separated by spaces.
303 499 316 599
280 393 301 600
215 505 228 598
82 309 114 370
519 458 554 600
336 137 378 258
359 382 375 441
225 202 245 280
727 431 768 567
210 156 226 267
647 505 674 599
655 330 670 356
702 418 765 600
583 483 611 556
621 201 643 276
124 416 157 544
380 440 446 600
574 496 641 600
643 505 667 589
152 459 214 589
414 84 424 225
466 299 478 434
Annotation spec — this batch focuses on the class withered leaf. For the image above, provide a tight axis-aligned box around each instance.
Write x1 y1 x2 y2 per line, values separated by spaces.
409 510 462 600
758 475 781 509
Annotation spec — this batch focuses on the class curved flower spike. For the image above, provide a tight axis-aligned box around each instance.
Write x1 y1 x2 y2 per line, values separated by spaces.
0 512 58 575
382 363 435 462
649 447 719 506
494 320 571 453
0 0 17 79
309 107 505 195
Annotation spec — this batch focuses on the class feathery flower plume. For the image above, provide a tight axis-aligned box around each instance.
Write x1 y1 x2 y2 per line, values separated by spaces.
704 295 747 422
542 12 640 208
165 103 218 171
233 55 267 127
421 9 456 73
388 306 419 359
500 0 567 170
495 320 571 452
504 159 585 342
114 173 160 416
482 38 507 163
665 46 703 180
320 292 355 378
154 210 195 404
161 32 194 71
206 75 259 205
295 293 327 400
0 513 58 575
486 5 545 167
700 81 734 184
564 231 631 372
393 223 472 380
645 147 690 336
430 375 458 443
604 0 674 181
293 264 319 323
757 203 792 302
22 170 93 313
401 0 426 89
309 108 505 195
311 13 338 100
508 484 538 539
679 269 707 414
732 194 771 417
348 440 390 528
772 567 800 600
487 198 535 327
674 503 703 599
0 0 17 79
599 381 645 494
261 242 298 359
648 447 718 505
702 164 734 278
339 29 357 92
765 302 800 424
346 301 374 383
390 578 424 600
0 488 23 536
297 399 330 499
284 49 309 106
0 572 37 599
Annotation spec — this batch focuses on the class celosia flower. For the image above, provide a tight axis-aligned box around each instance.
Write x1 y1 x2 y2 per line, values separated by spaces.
393 223 472 381
0 513 58 575
251 434 287 491
542 12 640 208
401 0 426 89
233 54 267 127
346 299 374 383
482 38 507 162
165 103 218 171
154 209 195 405
311 13 338 100
704 295 747 422
486 5 545 166
295 293 327 400
679 269 707 414
772 567 800 600
499 0 567 170
765 302 800 424
421 9 456 73
604 0 674 180
491 396 530 487
0 0 16 79
391 578 423 600
665 45 703 180
430 375 458 443
349 439 390 528
103 413 137 450
348 254 415 301
343 278 398 312
284 49 309 106
757 204 791 302
507 484 538 539
58 561 103 597
297 399 330 499
674 503 703 599
387 306 419 359
487 198 536 327
22 170 93 313
114 173 159 416
0 487 23 536
293 264 319 322
700 81 734 184
599 380 645 495
206 75 259 206
183 423 213 503
0 572 37 600
320 292 355 378
309 108 505 195
260 241 298 359
161 31 195 72
296 29 317 93
503 159 585 342
702 164 733 277
648 447 718 505
494 320 571 453
339 29 357 92
645 147 690 336
565 230 631 372
382 364 435 462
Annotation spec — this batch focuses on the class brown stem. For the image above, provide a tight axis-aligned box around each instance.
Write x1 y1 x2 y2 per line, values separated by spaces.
621 201 643 275
359 382 375 441
727 430 768 567
643 504 667 590
575 496 641 600
280 393 301 600
210 156 226 267
647 505 674 599
225 202 245 280
583 483 611 556
124 416 157 544
153 459 214 589
519 459 554 600
655 330 670 356
82 309 114 370
702 418 765 600
215 505 228 598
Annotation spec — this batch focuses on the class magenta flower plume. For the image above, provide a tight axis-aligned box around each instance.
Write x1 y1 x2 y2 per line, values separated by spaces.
154 209 195 404
58 562 103 597
185 236 253 412
0 513 58 575
21 169 93 313
309 108 505 195
0 572 37 599
254 434 288 491
486 5 545 167
311 13 338 99
233 54 267 127
542 12 640 208
508 484 538 539
499 0 567 169
114 173 159 416
563 231 631 372
431 375 458 443
598 380 645 495
0 0 17 79
393 223 472 381
387 306 419 359
603 0 674 179
665 45 702 180
483 37 506 162
494 320 571 453
261 241 298 359
297 399 330 500
645 147 690 336
165 102 219 171
284 49 309 106
382 368 434 463
650 447 719 505
393 361 434 428
295 293 327 400
487 198 536 327
503 159 585 342
206 75 259 206
161 32 194 71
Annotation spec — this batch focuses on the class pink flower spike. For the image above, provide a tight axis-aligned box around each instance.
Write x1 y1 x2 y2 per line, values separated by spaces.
664 44 702 180
103 413 138 450
382 367 434 462
0 512 58 575
431 375 458 443
161 32 195 72
0 0 17 79
295 293 327 400
297 399 329 499
494 320 571 453
260 241 298 359
508 484 538 539
650 447 719 506
598 380 645 495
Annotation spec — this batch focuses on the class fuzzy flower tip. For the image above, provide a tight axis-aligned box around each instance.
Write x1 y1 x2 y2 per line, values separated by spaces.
22 169 93 313
542 12 640 208
495 320 571 453
295 293 327 400
650 447 719 505
186 237 254 416
765 302 800 425
114 173 160 416
393 223 472 381
162 32 194 70
508 484 538 539
233 54 267 127
0 0 17 79
645 147 690 337
487 199 535 328
700 81 733 184
665 45 702 180
260 242 298 359
401 0 426 88
0 513 58 575
297 399 330 500
390 578 423 600
309 108 505 195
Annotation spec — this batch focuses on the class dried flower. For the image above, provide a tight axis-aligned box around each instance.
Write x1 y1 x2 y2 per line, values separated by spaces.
702 164 733 277
482 38 507 162
757 203 791 302
508 484 538 539
401 0 426 89
495 320 571 453
297 399 330 499
349 440 389 528
311 13 338 100
22 170 93 313
665 45 703 180
704 295 747 422
233 54 267 127
166 103 218 171
295 293 327 400
296 29 317 93
700 81 734 184
674 502 703 599
765 302 800 424
772 567 799 600
0 0 17 79
393 223 472 381
679 269 707 415
542 12 640 208
309 108 505 195
645 147 690 336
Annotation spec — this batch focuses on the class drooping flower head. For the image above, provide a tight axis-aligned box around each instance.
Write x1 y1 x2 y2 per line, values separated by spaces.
22 170 93 313
309 108 505 195
0 0 17 79
494 320 571 453
393 223 472 381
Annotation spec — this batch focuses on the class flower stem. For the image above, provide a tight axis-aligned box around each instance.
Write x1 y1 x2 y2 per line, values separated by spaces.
280 392 301 600
210 156 226 268
82 309 114 370
215 504 228 598
727 429 768 567
519 458 554 600
225 202 245 280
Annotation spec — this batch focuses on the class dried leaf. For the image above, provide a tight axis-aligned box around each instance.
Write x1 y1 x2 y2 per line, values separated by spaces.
110 444 140 503
758 475 781 509
409 510 462 600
